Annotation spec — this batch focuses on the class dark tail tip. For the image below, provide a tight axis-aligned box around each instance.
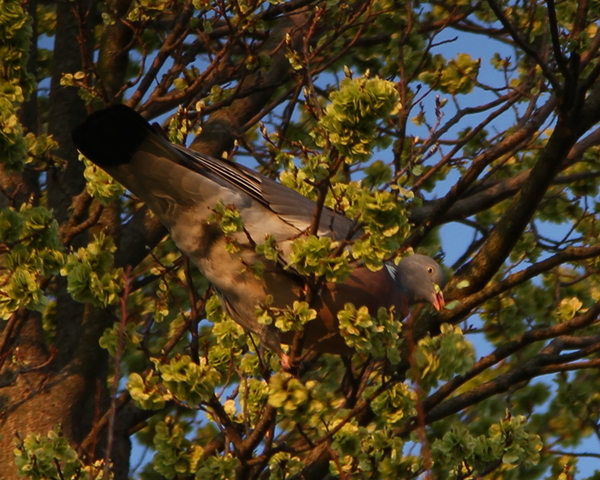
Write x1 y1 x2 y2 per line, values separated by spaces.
71 104 152 168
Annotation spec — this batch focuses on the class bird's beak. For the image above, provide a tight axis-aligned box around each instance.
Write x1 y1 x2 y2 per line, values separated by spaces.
432 289 445 311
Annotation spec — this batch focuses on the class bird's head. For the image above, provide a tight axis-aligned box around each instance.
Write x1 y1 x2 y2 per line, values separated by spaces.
391 254 447 311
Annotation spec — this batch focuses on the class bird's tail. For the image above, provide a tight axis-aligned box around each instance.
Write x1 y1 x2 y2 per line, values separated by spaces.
72 104 157 169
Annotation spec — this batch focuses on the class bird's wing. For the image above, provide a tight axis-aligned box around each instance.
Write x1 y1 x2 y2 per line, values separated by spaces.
172 144 358 241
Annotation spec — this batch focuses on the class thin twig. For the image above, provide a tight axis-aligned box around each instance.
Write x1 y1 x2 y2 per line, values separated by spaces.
103 267 132 479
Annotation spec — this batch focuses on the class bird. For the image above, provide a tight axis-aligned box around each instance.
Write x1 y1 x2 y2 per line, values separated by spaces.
72 104 446 365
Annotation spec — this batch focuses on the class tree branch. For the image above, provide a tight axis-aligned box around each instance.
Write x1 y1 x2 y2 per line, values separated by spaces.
427 302 600 414
486 0 560 90
403 98 555 250
410 125 600 225
128 0 196 108
422 302 600 424
440 243 600 324
449 115 579 295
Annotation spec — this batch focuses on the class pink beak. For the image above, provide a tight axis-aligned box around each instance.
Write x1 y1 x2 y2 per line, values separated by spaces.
432 290 445 311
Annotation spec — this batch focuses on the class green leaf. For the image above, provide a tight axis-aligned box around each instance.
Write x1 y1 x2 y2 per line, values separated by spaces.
411 324 475 390
288 235 352 282
82 158 125 205
60 233 123 307
312 74 400 160
418 53 480 95
128 372 172 411
156 355 221 407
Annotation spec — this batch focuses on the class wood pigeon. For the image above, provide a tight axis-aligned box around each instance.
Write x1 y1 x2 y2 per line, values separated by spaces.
72 105 446 364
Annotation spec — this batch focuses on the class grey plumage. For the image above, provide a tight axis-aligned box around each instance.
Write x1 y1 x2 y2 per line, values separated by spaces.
72 105 446 362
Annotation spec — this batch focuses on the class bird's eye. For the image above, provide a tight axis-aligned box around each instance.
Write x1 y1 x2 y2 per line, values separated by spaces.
427 266 434 274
